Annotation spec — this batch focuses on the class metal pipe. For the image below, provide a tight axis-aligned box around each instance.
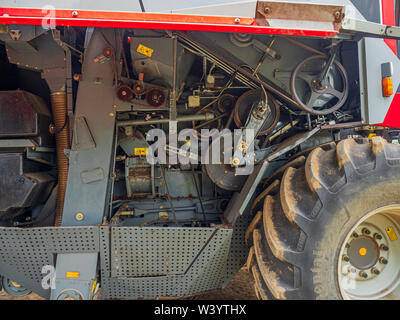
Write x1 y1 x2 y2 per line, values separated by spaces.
177 32 300 108
281 36 325 56
117 113 214 127
193 112 228 130
50 91 70 227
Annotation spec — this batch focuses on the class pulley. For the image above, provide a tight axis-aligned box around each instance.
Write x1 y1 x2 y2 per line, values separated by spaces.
290 55 349 115
233 89 280 136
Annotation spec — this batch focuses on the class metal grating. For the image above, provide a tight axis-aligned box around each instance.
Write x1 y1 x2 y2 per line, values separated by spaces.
0 226 99 299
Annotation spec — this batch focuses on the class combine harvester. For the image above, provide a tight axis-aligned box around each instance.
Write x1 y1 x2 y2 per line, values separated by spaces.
0 0 400 300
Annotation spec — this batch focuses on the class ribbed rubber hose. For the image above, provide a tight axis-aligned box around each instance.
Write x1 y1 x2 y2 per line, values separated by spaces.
50 91 70 227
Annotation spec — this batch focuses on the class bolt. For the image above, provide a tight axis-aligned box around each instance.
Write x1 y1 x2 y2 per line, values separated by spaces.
264 7 271 14
380 244 389 251
362 228 371 235
374 233 382 240
75 212 84 221
234 18 240 24
359 271 368 279
371 267 380 275
379 257 388 265
72 11 78 17
352 232 359 238
231 157 240 166
334 11 341 20
342 255 350 262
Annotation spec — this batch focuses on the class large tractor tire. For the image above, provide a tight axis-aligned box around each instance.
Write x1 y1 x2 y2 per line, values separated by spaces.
246 137 400 299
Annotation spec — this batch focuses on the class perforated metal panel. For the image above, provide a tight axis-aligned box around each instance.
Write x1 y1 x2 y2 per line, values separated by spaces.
102 227 233 299
0 223 247 299
99 226 111 278
102 275 185 299
223 212 253 285
182 228 232 294
111 227 215 277
0 226 99 299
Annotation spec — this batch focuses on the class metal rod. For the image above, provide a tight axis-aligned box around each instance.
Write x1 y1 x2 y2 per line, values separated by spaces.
159 165 179 227
117 113 214 127
281 36 325 56
170 35 178 121
190 164 207 224
193 112 228 130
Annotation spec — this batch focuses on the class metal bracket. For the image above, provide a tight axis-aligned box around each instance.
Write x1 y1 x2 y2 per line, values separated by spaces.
224 126 321 224
342 18 400 40
72 116 96 151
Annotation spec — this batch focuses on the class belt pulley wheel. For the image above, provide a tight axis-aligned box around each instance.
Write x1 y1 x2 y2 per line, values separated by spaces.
233 89 280 136
290 55 349 115
204 137 247 191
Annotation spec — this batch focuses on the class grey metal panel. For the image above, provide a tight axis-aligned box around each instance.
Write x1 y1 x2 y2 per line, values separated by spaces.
62 29 117 226
50 252 98 300
2 0 364 20
102 275 184 299
223 211 253 286
3 0 142 11
103 227 233 299
350 0 381 23
358 38 400 124
99 226 111 278
166 1 257 17
110 227 215 277
0 226 99 299
180 228 232 295
0 225 243 299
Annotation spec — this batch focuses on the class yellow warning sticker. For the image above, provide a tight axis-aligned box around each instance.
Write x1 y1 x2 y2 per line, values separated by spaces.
368 133 377 140
66 271 80 279
386 226 398 241
134 148 148 156
136 44 154 57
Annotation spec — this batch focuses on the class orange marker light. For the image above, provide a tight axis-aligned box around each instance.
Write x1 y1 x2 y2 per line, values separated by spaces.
383 77 393 97
359 248 367 256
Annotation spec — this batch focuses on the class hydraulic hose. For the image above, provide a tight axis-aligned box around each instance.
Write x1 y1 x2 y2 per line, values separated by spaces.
50 91 70 227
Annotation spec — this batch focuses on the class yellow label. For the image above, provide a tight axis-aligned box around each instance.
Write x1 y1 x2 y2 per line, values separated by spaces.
0 25 9 34
137 44 154 57
66 271 80 279
134 148 148 156
158 211 169 219
91 280 97 294
368 133 377 140
386 226 398 241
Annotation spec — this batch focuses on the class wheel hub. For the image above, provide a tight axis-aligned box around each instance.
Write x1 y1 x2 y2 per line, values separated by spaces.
347 236 379 270
338 206 400 299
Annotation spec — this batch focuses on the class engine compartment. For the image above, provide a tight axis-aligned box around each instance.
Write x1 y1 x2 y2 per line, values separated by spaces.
0 27 394 229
